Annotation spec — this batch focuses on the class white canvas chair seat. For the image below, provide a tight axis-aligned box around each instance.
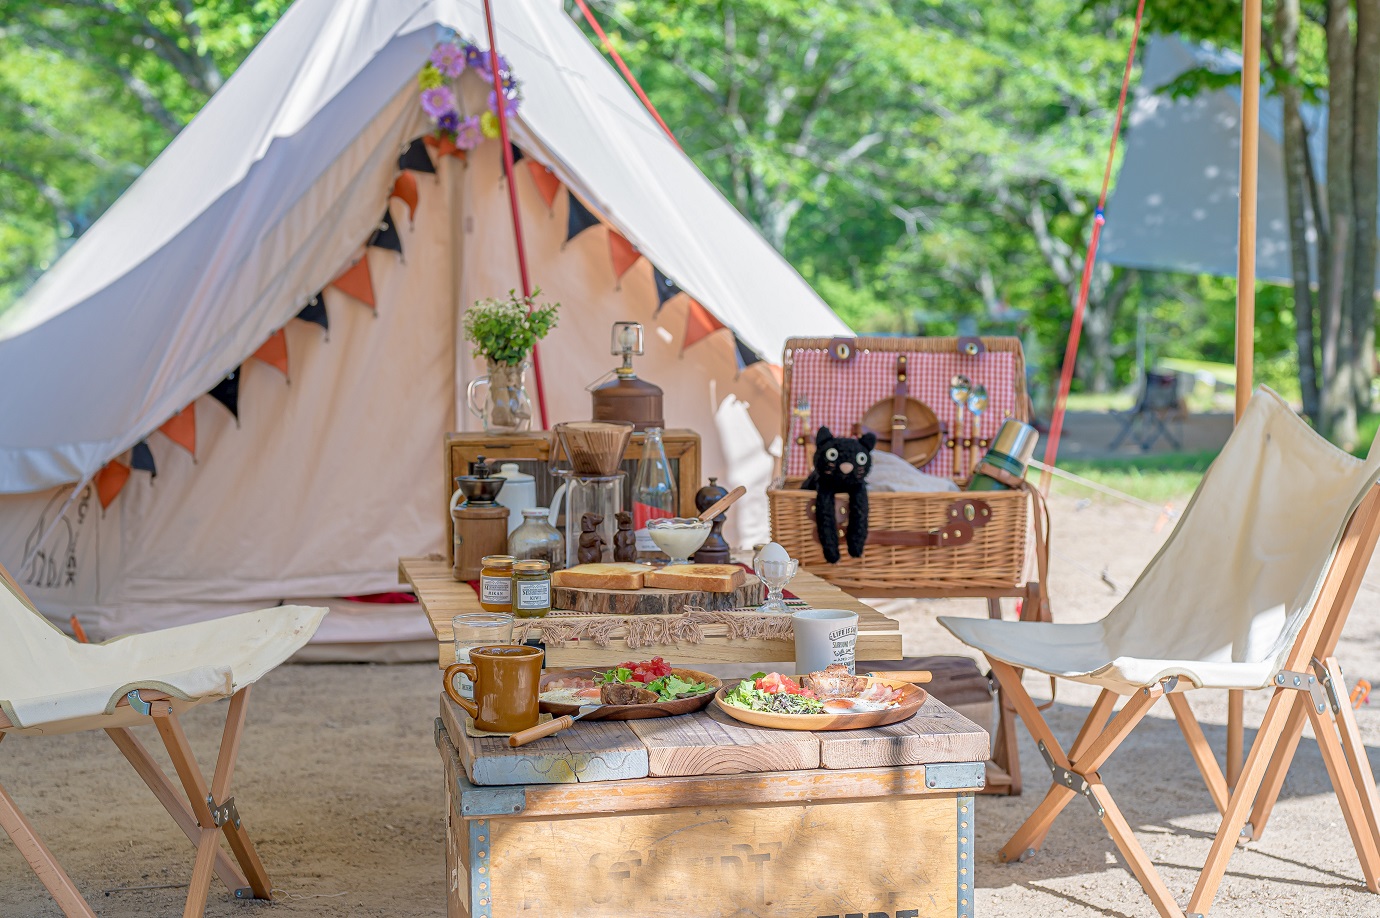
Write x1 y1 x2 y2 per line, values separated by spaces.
938 388 1380 917
0 566 326 917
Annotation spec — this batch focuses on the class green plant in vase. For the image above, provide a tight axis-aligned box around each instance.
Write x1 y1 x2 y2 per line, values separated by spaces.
463 290 559 432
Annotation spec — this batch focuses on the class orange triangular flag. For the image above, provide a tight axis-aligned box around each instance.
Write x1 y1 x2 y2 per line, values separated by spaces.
159 404 196 456
252 328 289 378
331 256 376 309
526 160 562 209
682 299 725 351
609 231 640 283
95 461 130 510
424 134 464 160
391 171 419 222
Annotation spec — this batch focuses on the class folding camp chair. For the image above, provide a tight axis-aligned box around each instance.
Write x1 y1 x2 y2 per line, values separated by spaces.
941 388 1380 917
0 563 325 917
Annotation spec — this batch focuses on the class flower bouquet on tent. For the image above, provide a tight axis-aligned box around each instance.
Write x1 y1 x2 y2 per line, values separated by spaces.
463 290 559 433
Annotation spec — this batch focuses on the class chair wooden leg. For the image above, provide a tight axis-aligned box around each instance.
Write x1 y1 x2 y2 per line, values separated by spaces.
1167 693 1229 814
1303 680 1380 891
0 774 97 918
987 597 1024 795
1245 692 1307 840
1323 657 1380 864
1088 776 1187 918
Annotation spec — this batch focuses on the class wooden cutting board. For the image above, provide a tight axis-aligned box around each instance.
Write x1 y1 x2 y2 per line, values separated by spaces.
553 579 766 615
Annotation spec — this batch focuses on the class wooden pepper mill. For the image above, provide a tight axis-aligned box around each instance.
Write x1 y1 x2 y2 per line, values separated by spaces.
691 477 732 564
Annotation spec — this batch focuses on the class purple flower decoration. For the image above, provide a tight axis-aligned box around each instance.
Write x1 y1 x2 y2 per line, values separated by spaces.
437 110 460 133
454 115 484 150
420 86 456 119
487 89 521 117
463 43 486 73
429 42 465 78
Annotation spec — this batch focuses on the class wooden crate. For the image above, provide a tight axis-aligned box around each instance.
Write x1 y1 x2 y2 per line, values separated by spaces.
436 694 984 918
444 430 701 550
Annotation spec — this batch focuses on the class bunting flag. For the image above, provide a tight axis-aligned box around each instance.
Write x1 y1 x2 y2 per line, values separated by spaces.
391 171 419 222
511 143 525 164
565 194 602 244
131 440 157 478
252 329 290 378
369 206 402 255
95 461 130 510
652 266 681 315
608 231 639 284
682 299 725 351
331 257 376 309
734 334 764 372
526 160 562 209
398 138 436 174
160 403 196 457
209 368 241 421
296 291 329 332
424 134 463 160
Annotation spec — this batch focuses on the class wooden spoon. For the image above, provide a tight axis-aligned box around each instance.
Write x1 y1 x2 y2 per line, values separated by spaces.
697 485 747 522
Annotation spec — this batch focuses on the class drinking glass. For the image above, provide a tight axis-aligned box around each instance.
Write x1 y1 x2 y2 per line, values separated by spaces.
450 612 515 700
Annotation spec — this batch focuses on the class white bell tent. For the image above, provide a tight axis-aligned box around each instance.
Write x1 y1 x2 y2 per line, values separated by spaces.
0 0 847 656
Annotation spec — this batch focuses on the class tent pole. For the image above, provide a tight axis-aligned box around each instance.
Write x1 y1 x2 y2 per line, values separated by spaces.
571 0 680 148
481 0 549 430
1227 0 1264 791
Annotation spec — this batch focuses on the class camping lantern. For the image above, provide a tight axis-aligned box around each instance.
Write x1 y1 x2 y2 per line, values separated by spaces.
591 321 664 431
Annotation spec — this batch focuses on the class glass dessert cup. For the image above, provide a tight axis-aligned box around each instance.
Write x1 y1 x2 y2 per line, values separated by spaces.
646 518 711 565
753 557 799 614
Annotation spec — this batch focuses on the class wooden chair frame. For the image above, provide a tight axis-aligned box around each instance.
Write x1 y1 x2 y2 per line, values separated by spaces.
989 484 1380 917
0 567 273 918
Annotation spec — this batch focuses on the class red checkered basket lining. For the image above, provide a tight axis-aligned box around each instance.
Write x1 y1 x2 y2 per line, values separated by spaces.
784 345 1021 480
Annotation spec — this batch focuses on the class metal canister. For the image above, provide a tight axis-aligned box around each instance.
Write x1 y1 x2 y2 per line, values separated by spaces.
968 419 1039 491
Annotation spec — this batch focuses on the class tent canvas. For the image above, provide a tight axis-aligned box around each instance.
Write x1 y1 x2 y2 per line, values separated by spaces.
0 0 847 647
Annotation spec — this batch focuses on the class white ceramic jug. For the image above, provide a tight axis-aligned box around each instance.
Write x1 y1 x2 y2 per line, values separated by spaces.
493 463 536 535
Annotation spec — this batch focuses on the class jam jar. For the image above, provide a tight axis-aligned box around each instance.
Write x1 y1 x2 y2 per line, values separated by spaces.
511 559 552 618
479 555 515 613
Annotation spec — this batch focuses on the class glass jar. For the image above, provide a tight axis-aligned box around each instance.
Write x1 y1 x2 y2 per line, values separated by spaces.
512 559 552 618
509 508 565 569
479 555 515 613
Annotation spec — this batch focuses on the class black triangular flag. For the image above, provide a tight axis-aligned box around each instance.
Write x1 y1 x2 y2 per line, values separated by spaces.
369 207 402 254
565 194 602 244
131 440 157 478
209 367 241 422
734 334 763 371
653 266 682 314
511 142 525 164
296 291 329 331
397 139 436 174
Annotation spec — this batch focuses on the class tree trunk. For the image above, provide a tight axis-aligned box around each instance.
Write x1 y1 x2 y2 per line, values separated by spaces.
1353 0 1380 413
1323 0 1359 446
1278 0 1322 421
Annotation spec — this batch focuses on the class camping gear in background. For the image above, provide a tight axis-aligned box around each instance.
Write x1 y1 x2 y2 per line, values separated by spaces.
632 427 677 562
1108 369 1188 451
802 427 876 564
0 563 324 917
450 457 511 581
508 509 564 569
443 644 544 734
968 419 1040 492
753 541 798 614
590 321 665 430
494 463 537 535
941 389 1380 916
792 609 859 674
769 335 1043 795
450 612 515 700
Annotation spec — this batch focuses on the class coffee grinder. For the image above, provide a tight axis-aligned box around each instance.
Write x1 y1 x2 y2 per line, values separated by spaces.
449 456 511 581
590 321 664 431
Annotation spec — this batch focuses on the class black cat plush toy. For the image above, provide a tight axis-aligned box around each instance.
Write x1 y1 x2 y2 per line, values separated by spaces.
802 426 875 563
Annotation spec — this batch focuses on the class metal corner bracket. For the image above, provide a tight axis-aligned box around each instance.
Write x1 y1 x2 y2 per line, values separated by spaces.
926 761 986 790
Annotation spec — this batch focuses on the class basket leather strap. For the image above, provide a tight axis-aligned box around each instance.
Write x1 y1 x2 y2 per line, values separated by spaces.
856 419 942 445
890 354 909 454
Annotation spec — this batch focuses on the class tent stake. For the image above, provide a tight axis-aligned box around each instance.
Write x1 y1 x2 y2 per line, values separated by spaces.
481 0 549 430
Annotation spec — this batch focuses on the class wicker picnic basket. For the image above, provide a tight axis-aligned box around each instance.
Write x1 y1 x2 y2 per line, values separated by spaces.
768 336 1036 596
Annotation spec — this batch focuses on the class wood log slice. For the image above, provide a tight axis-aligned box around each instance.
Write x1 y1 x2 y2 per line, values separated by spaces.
552 579 766 615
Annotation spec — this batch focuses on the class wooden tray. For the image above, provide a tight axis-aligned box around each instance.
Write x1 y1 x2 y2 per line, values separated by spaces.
713 675 927 731
539 668 721 721
553 580 764 615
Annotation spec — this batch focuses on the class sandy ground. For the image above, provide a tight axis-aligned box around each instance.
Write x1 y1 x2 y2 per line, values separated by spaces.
4 492 1380 916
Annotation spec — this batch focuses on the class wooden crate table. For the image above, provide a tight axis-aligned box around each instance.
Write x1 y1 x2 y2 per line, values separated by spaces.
400 556 904 669
436 692 987 918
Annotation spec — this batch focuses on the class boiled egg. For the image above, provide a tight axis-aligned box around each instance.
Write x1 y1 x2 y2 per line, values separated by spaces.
759 541 791 564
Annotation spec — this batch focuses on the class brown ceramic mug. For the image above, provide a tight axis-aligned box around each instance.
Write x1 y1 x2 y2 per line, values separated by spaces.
443 644 542 733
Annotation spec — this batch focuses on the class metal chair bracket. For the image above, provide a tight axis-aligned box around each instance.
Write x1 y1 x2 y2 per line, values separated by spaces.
1310 658 1344 713
1037 741 1104 818
125 689 153 716
207 795 240 829
1274 670 1329 715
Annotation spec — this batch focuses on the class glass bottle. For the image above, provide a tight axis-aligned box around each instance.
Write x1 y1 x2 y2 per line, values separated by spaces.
509 508 565 569
632 427 677 562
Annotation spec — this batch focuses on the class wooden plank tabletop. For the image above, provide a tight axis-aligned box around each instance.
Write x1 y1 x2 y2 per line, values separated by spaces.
400 555 903 668
443 692 987 786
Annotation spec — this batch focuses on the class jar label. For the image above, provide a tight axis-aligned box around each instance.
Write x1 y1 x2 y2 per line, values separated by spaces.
480 575 512 605
516 579 550 609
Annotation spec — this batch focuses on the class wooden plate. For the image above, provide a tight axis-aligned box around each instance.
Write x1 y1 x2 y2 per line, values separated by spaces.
713 675 927 731
539 668 721 721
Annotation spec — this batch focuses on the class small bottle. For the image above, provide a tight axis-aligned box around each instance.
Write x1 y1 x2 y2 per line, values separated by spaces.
512 559 552 618
478 555 515 613
509 508 565 569
632 427 676 562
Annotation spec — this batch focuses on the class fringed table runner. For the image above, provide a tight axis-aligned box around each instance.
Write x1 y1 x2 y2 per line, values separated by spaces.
512 602 806 650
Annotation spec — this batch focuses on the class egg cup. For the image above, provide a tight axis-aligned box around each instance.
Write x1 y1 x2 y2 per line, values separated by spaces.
753 556 799 614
